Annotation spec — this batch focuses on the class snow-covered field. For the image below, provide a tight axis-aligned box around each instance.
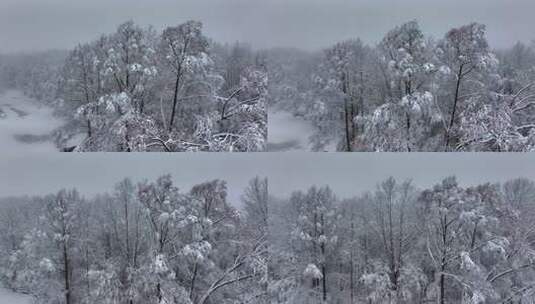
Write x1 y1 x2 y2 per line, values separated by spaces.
0 288 33 304
0 90 64 152
267 108 316 151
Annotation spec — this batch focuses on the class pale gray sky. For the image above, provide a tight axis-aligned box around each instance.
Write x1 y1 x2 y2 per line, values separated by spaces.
268 153 535 199
2 153 535 203
0 152 266 207
0 0 532 53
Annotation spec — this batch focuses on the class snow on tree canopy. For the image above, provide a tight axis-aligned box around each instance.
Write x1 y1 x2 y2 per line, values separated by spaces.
181 241 212 263
460 251 479 272
303 264 323 279
154 254 169 274
36 18 267 151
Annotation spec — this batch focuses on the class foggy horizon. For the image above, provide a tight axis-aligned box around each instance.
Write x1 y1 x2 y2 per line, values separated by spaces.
267 153 535 200
4 153 535 203
0 153 269 208
1 0 534 53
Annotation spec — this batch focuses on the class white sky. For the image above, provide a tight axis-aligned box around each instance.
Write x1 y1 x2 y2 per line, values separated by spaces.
0 0 532 53
0 152 266 207
2 153 535 203
268 153 535 199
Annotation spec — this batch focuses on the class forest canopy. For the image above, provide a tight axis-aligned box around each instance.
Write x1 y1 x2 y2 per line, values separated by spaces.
0 20 267 152
268 20 535 152
2 19 535 152
0 176 268 304
269 176 535 303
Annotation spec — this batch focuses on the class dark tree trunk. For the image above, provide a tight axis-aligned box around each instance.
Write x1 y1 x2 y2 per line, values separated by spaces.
406 113 411 152
440 214 448 304
344 99 352 152
189 262 198 300
169 73 181 131
322 263 327 301
321 214 327 301
350 250 354 303
439 271 445 304
87 119 92 138
63 242 71 304
405 77 412 152
157 282 162 303
342 73 352 152
445 65 464 150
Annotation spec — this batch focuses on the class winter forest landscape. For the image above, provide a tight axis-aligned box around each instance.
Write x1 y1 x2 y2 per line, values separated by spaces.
0 22 267 152
268 21 535 152
6 14 532 153
2 153 535 303
0 154 269 304
3 0 535 304
0 0 534 152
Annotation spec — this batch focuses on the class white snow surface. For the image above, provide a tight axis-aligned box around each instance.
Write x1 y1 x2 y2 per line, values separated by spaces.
268 107 316 151
303 263 323 279
0 287 34 304
0 90 64 152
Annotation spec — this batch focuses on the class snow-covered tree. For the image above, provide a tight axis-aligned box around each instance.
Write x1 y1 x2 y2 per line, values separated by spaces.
287 186 338 302
356 21 442 151
42 189 81 304
263 20 535 152
0 175 268 303
158 21 212 131
457 82 535 151
13 19 267 152
312 39 374 151
436 23 497 149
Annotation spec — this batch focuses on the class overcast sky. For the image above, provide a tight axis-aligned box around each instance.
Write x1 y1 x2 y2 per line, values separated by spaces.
268 153 535 199
0 0 532 53
2 153 535 204
0 152 266 207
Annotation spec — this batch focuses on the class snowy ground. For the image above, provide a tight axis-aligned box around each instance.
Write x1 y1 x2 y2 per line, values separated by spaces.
0 288 33 304
268 107 316 151
0 90 64 152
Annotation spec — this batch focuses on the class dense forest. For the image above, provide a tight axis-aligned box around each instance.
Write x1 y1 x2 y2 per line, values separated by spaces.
3 20 535 152
269 21 535 151
4 174 535 304
270 177 535 303
0 20 267 152
0 176 268 304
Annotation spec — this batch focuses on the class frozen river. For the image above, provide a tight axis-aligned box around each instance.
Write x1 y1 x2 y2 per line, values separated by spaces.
268 107 336 152
0 90 64 152
267 108 316 151
0 288 33 304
